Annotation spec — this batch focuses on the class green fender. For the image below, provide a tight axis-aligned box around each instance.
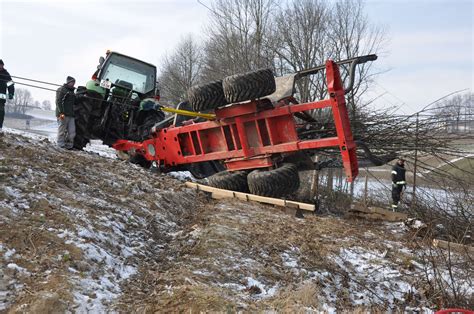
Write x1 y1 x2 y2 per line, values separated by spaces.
85 80 106 98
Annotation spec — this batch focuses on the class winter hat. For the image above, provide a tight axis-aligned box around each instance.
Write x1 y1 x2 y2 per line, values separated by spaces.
66 76 76 84
0 59 4 66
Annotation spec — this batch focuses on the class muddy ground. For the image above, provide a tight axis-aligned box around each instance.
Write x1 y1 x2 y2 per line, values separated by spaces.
0 131 472 312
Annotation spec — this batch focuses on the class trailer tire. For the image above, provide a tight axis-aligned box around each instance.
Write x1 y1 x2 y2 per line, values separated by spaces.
247 163 300 197
207 170 249 193
188 80 228 112
223 68 276 104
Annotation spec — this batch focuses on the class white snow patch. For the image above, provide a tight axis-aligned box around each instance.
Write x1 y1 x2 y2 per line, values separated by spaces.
83 140 118 159
4 187 21 198
333 247 415 306
245 277 278 298
281 247 300 268
4 248 16 260
168 171 195 181
6 263 29 274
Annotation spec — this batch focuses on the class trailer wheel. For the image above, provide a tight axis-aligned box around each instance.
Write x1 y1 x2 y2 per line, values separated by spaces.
247 163 300 197
188 80 228 112
223 68 276 104
207 170 249 193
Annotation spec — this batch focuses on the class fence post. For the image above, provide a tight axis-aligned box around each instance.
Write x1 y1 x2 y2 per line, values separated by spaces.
412 112 419 207
364 169 369 206
327 168 333 191
310 156 319 202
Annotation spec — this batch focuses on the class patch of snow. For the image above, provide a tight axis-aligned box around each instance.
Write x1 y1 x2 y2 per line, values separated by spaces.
333 247 416 306
168 171 195 181
6 263 29 274
4 187 21 198
83 140 118 159
281 247 300 268
4 248 16 260
245 277 278 298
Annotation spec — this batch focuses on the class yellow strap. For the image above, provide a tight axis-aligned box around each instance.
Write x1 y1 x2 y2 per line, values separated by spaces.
161 107 216 120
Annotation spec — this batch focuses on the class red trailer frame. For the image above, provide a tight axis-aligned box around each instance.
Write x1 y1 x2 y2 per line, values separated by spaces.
113 60 359 182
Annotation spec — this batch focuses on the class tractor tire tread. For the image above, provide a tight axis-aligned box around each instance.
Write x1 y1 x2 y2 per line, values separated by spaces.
247 163 300 197
223 68 276 104
188 80 228 112
207 170 249 193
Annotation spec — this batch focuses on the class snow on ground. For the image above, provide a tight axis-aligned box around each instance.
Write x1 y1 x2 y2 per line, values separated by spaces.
27 109 57 121
1 128 472 311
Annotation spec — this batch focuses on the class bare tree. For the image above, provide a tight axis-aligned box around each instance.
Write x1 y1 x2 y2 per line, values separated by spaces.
329 0 387 116
273 0 386 121
273 0 330 103
6 88 32 115
42 100 52 111
202 0 276 81
158 35 205 105
434 92 473 133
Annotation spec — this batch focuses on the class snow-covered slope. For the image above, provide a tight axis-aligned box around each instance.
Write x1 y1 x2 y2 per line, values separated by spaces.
0 130 471 312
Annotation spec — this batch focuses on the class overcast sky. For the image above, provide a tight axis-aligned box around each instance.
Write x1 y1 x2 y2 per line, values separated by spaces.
0 0 472 113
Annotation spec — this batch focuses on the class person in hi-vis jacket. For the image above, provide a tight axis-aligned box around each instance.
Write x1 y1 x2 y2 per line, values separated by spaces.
391 157 406 211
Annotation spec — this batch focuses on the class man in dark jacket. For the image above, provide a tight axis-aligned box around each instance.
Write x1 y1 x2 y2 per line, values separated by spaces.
391 157 407 211
56 76 76 149
0 59 15 132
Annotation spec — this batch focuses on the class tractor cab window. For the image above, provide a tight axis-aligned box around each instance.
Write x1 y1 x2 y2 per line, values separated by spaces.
100 54 156 94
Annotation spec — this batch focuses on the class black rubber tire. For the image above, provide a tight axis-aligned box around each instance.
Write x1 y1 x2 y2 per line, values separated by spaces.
247 163 300 198
206 170 249 193
73 89 104 150
73 95 92 150
129 154 152 169
187 80 228 112
223 68 276 104
187 161 226 179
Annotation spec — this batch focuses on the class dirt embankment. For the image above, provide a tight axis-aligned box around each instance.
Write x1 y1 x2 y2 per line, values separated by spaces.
0 132 472 312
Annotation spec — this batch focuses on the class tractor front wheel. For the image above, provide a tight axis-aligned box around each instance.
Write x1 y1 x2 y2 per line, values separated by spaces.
247 163 300 198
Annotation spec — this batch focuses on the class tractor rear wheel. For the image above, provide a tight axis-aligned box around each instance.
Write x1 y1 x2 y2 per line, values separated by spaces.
247 163 300 198
188 80 228 112
223 68 276 104
73 88 104 150
73 93 93 150
206 170 249 193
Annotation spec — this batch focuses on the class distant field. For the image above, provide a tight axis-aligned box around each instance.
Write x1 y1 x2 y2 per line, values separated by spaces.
436 155 474 179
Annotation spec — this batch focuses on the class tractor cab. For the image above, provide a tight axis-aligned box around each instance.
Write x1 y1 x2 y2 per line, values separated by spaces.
92 51 157 98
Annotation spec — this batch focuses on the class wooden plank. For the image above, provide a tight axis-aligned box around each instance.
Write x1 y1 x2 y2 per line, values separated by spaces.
348 202 408 222
185 182 315 211
432 239 474 255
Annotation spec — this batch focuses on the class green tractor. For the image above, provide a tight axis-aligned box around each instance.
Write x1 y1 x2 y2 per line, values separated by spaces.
74 51 165 151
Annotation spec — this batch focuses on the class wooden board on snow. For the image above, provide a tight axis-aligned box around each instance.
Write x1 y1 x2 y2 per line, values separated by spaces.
348 202 408 222
185 182 315 212
432 239 474 255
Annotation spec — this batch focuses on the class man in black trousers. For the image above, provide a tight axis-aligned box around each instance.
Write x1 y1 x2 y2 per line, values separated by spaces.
0 59 15 134
391 157 407 211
